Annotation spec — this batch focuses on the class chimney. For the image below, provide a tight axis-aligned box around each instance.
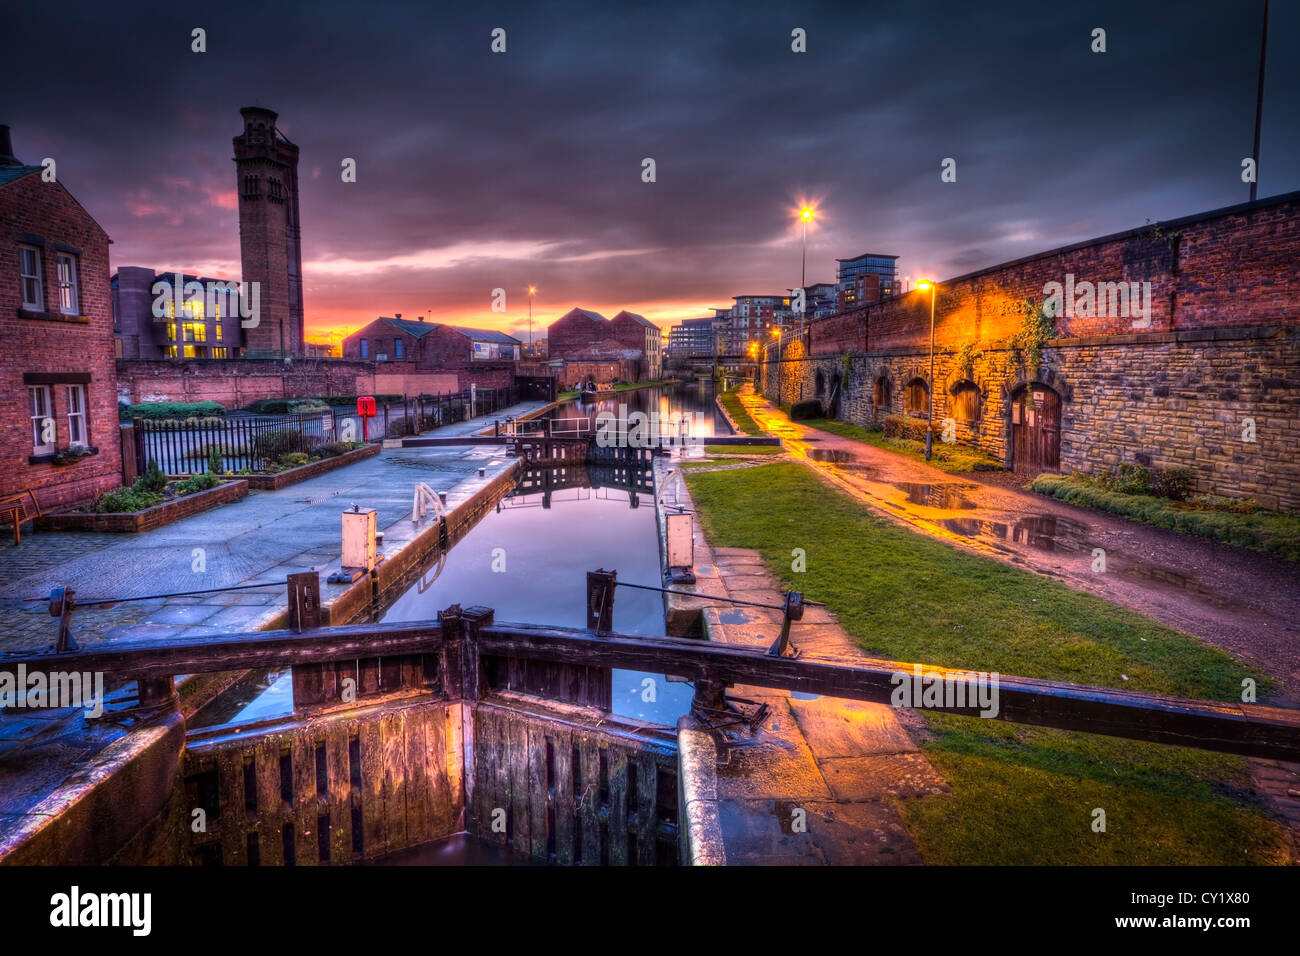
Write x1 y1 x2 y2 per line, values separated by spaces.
418 315 424 322
0 126 20 167
395 312 402 319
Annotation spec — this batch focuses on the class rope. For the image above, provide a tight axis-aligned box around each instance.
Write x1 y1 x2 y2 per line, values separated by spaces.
21 578 287 609
614 580 824 610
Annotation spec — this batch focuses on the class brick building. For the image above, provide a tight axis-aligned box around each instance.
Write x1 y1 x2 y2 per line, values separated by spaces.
234 107 304 357
341 316 521 389
608 310 662 380
113 266 244 359
762 191 1300 510
1 125 123 512
546 307 651 382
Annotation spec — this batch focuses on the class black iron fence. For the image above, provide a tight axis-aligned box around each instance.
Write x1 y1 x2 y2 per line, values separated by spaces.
133 412 338 475
134 386 527 474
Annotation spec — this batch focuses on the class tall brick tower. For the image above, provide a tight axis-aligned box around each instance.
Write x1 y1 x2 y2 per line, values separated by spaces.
233 107 304 357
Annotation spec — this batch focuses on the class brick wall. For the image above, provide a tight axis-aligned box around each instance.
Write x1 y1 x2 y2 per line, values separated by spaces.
116 359 375 406
1 169 124 512
765 192 1300 511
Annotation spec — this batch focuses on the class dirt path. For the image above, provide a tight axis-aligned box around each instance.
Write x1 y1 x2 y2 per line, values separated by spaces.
738 390 1300 703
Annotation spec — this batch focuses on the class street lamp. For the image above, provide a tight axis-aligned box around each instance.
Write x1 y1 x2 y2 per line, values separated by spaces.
916 279 937 460
798 206 814 337
527 286 536 358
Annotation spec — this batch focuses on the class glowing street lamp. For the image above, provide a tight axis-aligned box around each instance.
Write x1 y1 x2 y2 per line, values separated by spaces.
915 279 937 460
798 206 815 334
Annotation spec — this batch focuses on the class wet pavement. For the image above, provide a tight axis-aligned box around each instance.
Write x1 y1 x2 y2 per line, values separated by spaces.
0 402 542 832
659 459 947 865
738 388 1300 701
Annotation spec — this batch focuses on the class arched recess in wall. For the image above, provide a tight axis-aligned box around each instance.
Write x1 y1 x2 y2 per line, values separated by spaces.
904 377 929 418
815 369 826 399
872 374 891 421
948 380 983 423
828 372 842 418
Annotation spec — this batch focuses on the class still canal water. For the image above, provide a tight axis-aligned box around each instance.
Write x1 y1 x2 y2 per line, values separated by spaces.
191 381 728 730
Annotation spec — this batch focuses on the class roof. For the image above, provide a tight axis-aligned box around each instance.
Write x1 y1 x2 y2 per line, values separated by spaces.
379 317 438 339
573 308 607 322
444 326 521 345
836 253 900 262
0 165 42 188
611 310 658 330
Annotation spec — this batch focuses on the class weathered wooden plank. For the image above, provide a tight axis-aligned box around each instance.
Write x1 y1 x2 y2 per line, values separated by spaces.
474 706 497 842
359 719 387 859
509 714 530 858
428 704 455 836
380 710 408 853
404 707 432 847
636 751 656 866
292 731 320 866
526 720 548 862
474 624 1300 761
328 726 352 864
553 728 573 866
492 712 511 847
579 737 601 866
0 622 444 680
217 749 246 865
256 743 285 866
607 748 628 866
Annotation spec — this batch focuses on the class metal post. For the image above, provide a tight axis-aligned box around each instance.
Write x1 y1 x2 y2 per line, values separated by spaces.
1251 0 1269 203
586 569 617 635
925 285 936 461
768 591 804 658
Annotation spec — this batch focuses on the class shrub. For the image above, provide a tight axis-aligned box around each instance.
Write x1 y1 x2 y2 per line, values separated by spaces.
278 452 309 467
124 401 225 420
789 399 824 421
253 427 312 460
175 472 220 495
97 487 161 513
1102 463 1150 496
316 441 360 458
882 414 930 442
1149 466 1195 502
136 459 168 495
246 398 330 414
207 445 223 475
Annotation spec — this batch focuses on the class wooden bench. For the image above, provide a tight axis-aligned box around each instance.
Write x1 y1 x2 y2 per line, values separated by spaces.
0 492 40 546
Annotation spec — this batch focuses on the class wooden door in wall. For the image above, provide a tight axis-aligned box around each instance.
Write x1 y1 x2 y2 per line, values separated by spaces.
1011 384 1061 473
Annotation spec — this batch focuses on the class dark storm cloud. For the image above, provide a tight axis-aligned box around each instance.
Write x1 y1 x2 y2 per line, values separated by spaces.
5 0 1296 328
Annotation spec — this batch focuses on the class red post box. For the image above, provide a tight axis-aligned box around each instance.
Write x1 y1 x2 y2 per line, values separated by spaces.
357 396 377 441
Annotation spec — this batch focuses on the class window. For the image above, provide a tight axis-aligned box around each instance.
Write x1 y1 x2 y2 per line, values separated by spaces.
360 338 369 358
212 347 229 358
20 246 43 309
57 254 79 314
394 338 403 359
215 323 223 341
163 346 178 358
66 385 87 446
29 386 54 454
183 322 206 343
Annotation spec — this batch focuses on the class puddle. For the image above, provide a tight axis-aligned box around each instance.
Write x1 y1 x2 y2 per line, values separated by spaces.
1119 565 1245 610
719 609 758 625
808 449 853 463
892 482 977 509
1008 514 1092 553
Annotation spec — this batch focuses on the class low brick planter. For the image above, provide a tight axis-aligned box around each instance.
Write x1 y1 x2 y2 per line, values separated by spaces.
241 443 381 490
37 480 249 533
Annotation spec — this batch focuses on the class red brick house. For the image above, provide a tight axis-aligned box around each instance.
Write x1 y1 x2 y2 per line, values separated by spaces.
547 307 658 382
608 310 662 380
341 315 521 389
0 125 123 514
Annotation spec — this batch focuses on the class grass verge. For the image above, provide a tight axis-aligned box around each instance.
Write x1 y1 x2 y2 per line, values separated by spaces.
1032 473 1300 562
683 461 1286 864
799 417 1004 473
702 444 782 455
718 384 763 436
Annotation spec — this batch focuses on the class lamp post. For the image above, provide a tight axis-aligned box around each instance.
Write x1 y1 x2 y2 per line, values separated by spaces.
798 206 814 337
916 279 937 460
527 286 536 358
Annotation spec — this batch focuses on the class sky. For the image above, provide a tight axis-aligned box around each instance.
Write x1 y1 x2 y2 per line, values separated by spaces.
6 0 1298 344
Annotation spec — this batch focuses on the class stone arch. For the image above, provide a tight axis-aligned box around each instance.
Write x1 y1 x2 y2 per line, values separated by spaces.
1002 365 1069 473
904 376 929 417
